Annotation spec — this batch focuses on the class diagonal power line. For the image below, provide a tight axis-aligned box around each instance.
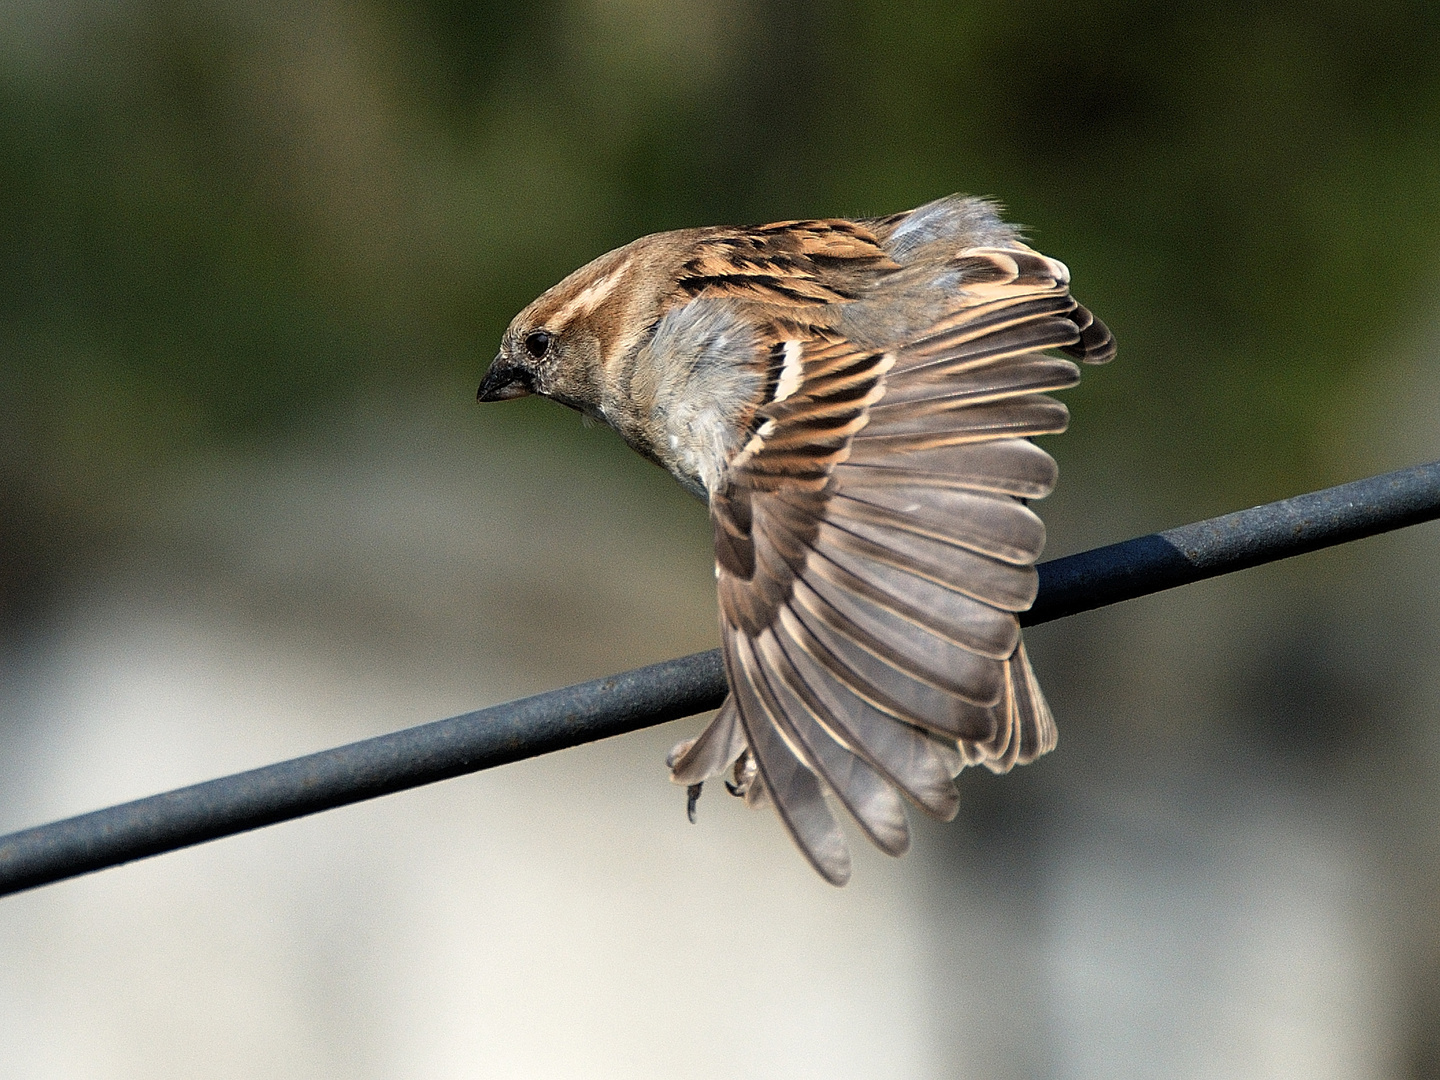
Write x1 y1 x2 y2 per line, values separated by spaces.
2 461 1439 899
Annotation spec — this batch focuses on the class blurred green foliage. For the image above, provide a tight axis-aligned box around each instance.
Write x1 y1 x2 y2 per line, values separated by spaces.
3 0 1440 611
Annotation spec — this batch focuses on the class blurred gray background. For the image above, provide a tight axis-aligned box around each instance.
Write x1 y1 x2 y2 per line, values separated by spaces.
2 1 1440 1076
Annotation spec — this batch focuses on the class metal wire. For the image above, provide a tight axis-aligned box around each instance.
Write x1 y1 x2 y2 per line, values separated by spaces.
3 460 1438 899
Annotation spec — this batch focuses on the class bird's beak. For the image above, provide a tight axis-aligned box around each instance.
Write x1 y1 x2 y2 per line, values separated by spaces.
476 355 535 402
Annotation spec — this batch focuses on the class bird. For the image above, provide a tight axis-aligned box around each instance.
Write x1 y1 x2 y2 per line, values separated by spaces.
477 193 1114 885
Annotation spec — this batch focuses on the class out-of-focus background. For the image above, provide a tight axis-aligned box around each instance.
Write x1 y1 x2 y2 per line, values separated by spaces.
2 2 1439 1076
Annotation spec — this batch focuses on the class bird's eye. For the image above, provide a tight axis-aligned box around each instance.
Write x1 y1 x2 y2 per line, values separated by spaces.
524 330 552 358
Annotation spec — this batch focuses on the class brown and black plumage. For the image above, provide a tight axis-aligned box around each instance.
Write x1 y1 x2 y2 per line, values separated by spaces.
478 194 1114 884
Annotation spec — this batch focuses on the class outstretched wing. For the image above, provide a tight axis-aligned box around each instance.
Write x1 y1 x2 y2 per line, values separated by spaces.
671 240 1113 885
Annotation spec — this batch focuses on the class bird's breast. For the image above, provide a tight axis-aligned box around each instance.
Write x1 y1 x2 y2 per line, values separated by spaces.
615 299 766 498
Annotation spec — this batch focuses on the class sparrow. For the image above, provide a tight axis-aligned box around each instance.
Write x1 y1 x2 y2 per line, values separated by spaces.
477 194 1114 885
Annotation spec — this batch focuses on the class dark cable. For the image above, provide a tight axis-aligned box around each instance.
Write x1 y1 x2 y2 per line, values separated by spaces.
2 461 1437 899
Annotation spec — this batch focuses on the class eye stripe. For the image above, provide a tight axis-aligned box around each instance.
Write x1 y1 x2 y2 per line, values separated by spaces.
550 261 629 328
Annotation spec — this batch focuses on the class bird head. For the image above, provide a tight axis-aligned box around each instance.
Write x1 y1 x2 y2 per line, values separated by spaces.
477 232 699 420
